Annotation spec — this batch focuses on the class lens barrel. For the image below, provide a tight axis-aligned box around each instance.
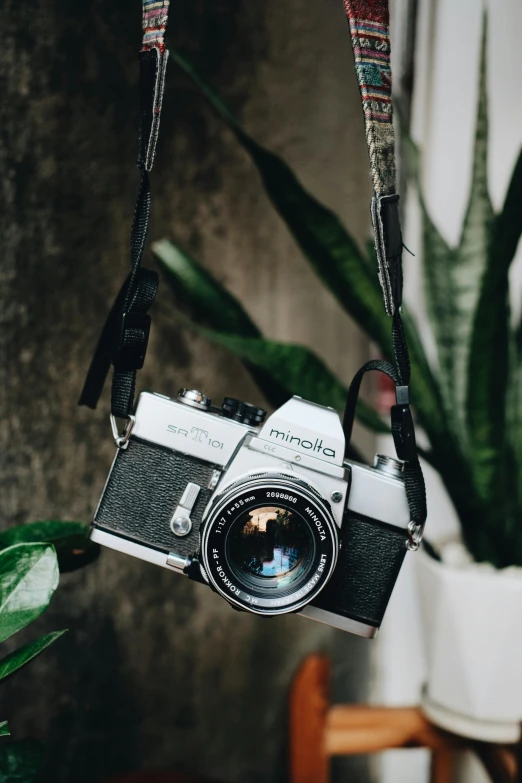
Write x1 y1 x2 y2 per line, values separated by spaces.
201 474 338 615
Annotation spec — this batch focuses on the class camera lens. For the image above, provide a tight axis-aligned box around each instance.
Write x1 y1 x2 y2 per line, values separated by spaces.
226 505 315 589
200 474 338 615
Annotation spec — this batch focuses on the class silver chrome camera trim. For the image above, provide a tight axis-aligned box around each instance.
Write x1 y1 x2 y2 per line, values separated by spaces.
91 528 189 571
299 605 378 638
200 474 339 616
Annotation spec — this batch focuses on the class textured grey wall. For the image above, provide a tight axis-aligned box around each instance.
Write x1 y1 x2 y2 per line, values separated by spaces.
0 1 373 781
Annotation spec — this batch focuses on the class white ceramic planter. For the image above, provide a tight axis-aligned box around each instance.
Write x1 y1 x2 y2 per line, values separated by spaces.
417 547 522 743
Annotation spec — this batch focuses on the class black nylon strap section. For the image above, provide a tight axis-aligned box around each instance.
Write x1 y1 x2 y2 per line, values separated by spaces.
80 7 171 420
78 267 158 414
79 168 158 416
342 339 427 529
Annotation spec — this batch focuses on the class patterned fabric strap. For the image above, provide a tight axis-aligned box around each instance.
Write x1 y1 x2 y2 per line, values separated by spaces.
343 0 402 316
343 0 396 196
142 0 171 52
138 0 172 172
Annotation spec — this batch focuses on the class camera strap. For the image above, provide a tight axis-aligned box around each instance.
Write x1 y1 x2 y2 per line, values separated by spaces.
79 1 171 432
342 0 427 549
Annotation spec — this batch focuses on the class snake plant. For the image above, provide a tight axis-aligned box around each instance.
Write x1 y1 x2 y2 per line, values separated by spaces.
153 33 522 569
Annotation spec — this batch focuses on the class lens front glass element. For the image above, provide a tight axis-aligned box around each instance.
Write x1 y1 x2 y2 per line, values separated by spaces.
202 478 337 614
227 505 314 589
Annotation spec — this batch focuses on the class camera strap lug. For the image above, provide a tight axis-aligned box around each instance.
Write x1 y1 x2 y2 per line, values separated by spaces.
166 553 191 573
407 520 425 552
110 414 136 450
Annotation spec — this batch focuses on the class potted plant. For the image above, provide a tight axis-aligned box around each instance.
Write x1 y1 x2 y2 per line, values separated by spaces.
151 28 522 742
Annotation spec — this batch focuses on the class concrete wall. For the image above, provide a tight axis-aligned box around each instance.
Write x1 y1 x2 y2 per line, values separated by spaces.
0 1 374 781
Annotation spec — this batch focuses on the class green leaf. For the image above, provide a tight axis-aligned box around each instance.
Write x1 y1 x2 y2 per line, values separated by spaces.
169 48 391 355
0 740 44 783
153 239 260 338
168 49 484 550
419 207 459 410
199 327 388 433
155 240 291 408
200 329 347 408
156 240 388 434
170 49 454 459
0 723 10 738
0 630 67 682
0 521 99 574
465 19 521 514
0 544 59 644
455 18 494 438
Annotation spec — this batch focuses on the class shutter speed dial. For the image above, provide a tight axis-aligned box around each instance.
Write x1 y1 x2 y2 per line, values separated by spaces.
221 397 267 425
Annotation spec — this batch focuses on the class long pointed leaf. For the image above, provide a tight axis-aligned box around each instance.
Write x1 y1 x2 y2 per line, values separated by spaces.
169 48 391 355
199 327 390 435
167 52 479 534
153 239 260 337
465 23 522 514
154 240 292 408
399 115 462 435
156 241 387 435
0 630 67 682
0 544 59 644
169 53 451 447
456 19 495 441
0 722 9 738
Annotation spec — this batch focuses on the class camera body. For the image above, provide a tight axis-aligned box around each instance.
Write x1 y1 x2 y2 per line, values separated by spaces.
91 389 410 638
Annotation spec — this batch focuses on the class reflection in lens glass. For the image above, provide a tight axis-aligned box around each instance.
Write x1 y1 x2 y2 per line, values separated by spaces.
227 506 314 587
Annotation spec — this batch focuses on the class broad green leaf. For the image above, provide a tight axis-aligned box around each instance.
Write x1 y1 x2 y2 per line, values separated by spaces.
0 630 67 682
169 48 391 355
200 327 389 439
153 239 260 338
0 521 99 573
155 241 291 409
157 241 387 433
0 740 44 783
0 722 9 738
0 544 59 644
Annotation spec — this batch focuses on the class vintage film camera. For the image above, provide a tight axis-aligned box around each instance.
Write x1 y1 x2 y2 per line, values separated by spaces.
91 389 410 638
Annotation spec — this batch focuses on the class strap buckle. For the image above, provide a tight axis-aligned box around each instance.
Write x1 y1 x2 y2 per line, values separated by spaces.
113 311 151 372
407 519 425 552
110 414 136 449
391 400 417 462
371 194 403 317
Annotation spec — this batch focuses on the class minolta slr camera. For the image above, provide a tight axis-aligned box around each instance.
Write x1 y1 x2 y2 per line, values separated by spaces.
92 389 411 638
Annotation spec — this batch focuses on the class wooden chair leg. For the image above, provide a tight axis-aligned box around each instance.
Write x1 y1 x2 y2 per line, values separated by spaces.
430 749 454 783
289 655 330 783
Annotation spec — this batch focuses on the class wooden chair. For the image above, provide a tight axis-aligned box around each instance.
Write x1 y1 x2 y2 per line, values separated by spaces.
289 655 521 783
